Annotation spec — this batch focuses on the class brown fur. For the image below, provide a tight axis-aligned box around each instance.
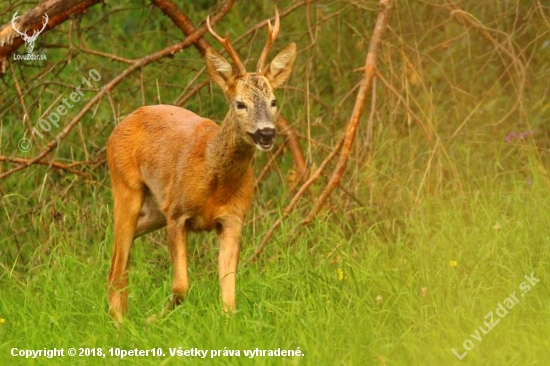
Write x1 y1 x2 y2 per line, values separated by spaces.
106 18 296 322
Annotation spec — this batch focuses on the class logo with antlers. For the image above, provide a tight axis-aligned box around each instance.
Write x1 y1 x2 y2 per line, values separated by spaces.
11 11 48 54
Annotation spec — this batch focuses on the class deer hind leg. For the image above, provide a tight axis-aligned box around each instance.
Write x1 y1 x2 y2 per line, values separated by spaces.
218 216 243 314
107 178 144 322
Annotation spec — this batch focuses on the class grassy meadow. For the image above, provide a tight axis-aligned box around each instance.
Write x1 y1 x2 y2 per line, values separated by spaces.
1 0 550 365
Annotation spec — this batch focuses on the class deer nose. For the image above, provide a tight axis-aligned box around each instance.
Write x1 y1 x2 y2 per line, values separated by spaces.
258 128 276 141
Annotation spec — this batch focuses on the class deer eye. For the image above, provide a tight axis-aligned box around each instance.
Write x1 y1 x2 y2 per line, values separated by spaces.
236 101 246 110
271 99 277 107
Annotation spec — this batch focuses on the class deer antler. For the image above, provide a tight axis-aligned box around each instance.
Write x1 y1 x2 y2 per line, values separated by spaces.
256 8 280 74
206 16 247 76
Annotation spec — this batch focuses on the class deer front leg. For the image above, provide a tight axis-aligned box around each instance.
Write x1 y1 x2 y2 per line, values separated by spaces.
167 219 189 307
218 216 243 314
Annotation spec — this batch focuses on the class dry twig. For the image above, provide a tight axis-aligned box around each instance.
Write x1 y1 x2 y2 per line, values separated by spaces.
0 156 96 177
245 137 344 265
9 61 41 149
254 142 286 187
276 115 307 180
302 0 392 225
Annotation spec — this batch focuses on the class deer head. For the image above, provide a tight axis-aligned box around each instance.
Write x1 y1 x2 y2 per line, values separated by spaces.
205 9 297 151
11 11 49 54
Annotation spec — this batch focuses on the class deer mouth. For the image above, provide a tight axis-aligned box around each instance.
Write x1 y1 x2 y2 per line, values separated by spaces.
249 128 276 151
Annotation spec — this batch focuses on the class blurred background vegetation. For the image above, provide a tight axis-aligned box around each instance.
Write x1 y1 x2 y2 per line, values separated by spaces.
1 1 550 363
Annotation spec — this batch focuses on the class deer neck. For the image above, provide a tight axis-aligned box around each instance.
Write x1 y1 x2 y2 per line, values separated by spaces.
206 110 255 185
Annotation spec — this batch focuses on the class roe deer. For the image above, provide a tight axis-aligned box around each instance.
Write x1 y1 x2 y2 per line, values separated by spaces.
106 9 296 322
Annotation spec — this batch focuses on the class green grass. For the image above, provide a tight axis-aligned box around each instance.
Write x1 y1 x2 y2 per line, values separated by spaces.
2 0 550 364
1 176 549 365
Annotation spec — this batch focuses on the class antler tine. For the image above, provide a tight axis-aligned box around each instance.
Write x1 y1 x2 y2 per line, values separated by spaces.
256 8 280 74
206 16 247 76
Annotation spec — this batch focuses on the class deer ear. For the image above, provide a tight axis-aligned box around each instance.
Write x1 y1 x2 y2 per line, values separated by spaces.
265 43 296 88
206 47 235 91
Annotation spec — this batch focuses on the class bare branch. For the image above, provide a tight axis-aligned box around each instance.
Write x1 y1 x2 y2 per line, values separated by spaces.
276 115 307 180
254 141 286 187
9 61 41 149
245 137 344 265
151 0 210 55
301 0 392 225
0 156 95 177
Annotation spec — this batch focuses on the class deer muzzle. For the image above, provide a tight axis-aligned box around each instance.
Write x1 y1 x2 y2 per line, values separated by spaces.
249 128 276 151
